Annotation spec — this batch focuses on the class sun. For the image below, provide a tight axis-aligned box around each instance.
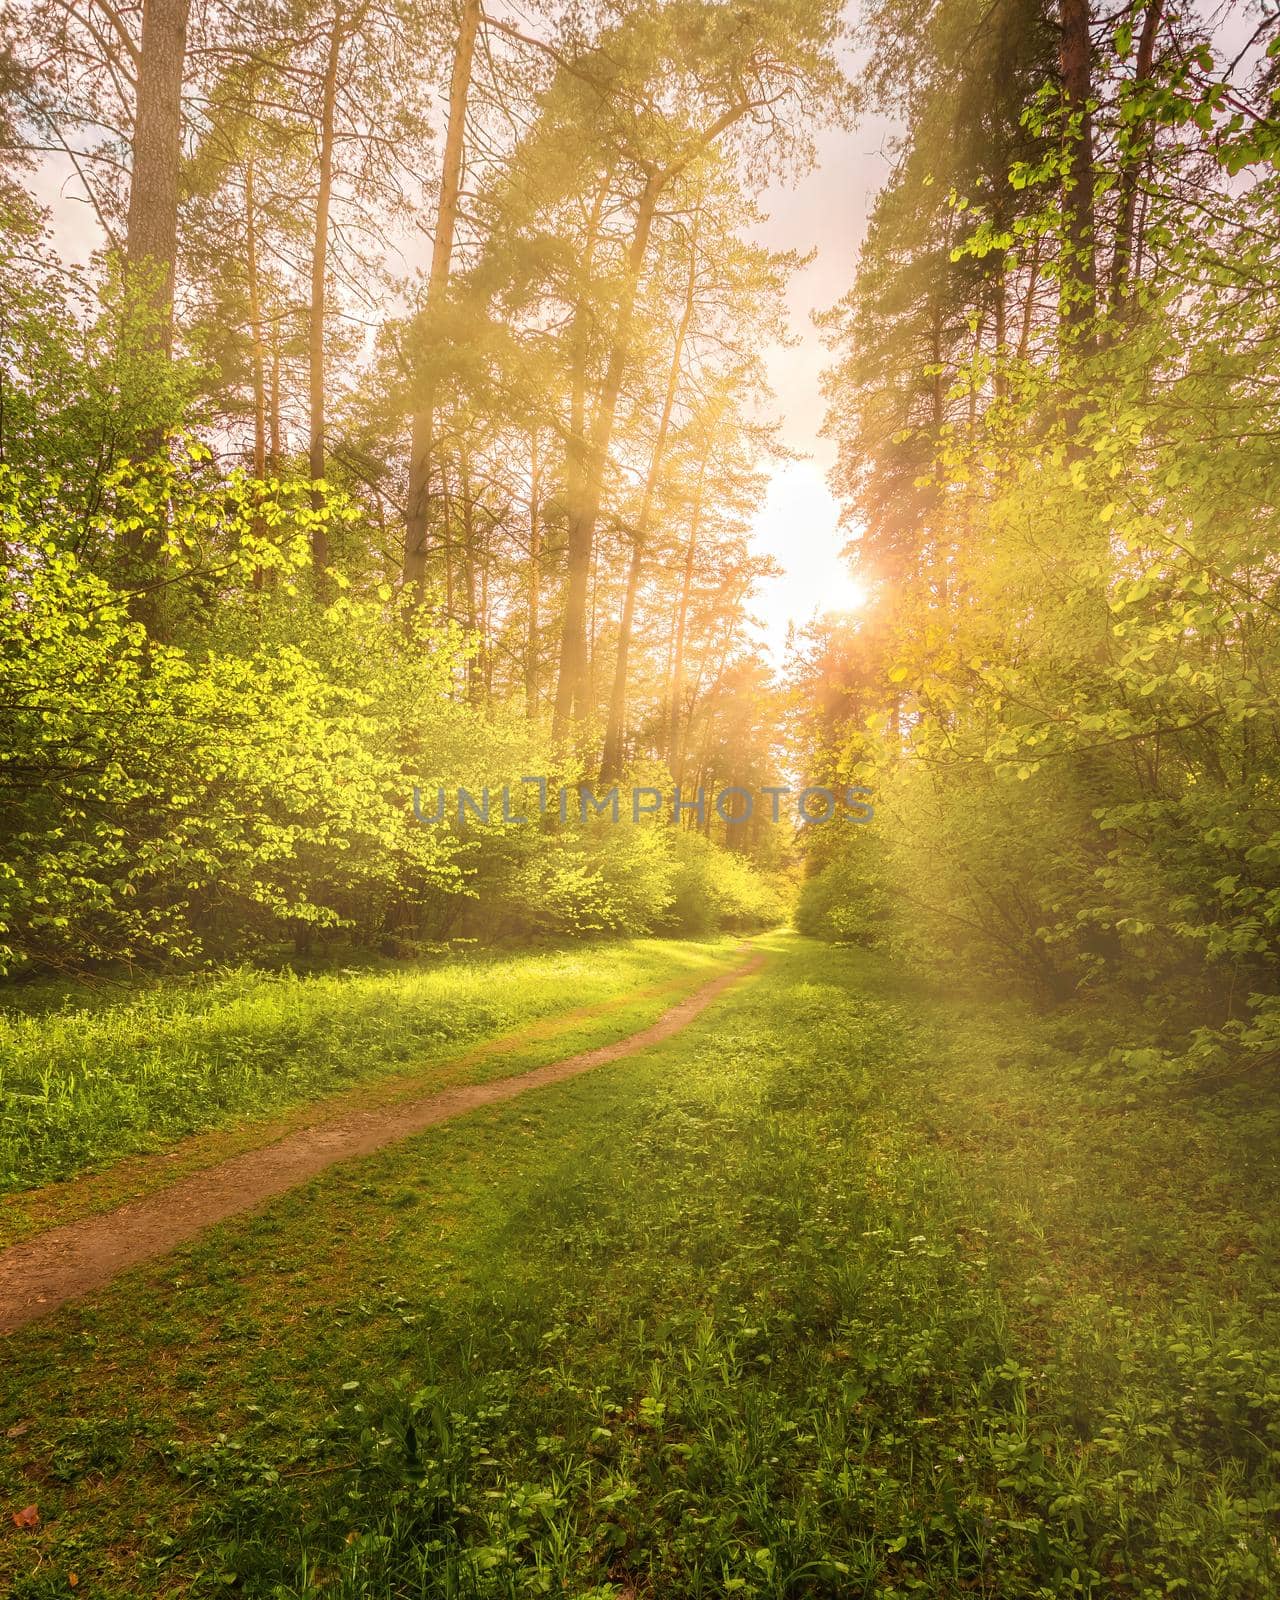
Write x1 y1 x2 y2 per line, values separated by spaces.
749 463 879 654
840 576 871 610
821 573 872 617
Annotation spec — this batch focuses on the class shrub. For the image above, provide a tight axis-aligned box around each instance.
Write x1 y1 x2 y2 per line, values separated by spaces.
475 822 678 939
794 829 889 945
0 460 524 971
660 831 785 935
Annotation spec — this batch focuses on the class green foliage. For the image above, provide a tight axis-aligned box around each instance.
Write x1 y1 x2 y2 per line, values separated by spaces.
2 0 830 987
0 232 196 521
457 820 784 941
0 457 475 972
478 822 679 939
793 829 887 945
659 831 786 935
813 22 1280 1078
855 237 1280 1025
0 449 775 976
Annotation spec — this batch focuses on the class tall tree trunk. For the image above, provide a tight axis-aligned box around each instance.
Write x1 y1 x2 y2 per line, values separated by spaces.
1059 0 1096 332
553 172 662 742
966 314 984 434
688 598 743 819
121 0 190 622
927 300 949 602
245 153 266 481
403 0 482 599
246 151 267 590
442 474 455 620
992 264 1007 401
600 225 699 781
1109 0 1164 311
480 510 492 698
308 14 343 571
557 181 607 681
666 446 709 781
525 428 542 718
269 322 282 471
125 0 191 358
459 442 481 699
929 304 944 428
1017 235 1043 359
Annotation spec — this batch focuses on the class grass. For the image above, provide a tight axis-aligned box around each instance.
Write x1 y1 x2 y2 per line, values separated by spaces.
0 937 746 1198
1 932 1277 1597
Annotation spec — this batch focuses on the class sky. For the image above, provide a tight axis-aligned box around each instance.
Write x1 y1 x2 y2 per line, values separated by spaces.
747 81 897 663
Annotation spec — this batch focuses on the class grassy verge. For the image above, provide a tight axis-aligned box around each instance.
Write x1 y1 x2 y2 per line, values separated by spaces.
0 938 747 1201
1 933 1277 1598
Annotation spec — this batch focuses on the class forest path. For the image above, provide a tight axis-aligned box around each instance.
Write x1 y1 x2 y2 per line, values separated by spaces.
0 950 766 1335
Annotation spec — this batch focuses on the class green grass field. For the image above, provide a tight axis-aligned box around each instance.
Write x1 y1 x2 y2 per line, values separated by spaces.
0 938 746 1201
1 934 1277 1597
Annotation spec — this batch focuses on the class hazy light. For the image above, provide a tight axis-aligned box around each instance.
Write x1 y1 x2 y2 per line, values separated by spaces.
823 576 871 615
744 82 896 665
749 460 867 660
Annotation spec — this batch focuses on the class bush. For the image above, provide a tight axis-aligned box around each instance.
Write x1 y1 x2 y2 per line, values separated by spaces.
0 458 532 972
0 453 791 973
660 831 785 936
794 828 888 945
453 822 783 942
475 821 678 938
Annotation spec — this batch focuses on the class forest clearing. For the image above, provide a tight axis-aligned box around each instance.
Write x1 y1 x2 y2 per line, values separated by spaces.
2 935 1278 1596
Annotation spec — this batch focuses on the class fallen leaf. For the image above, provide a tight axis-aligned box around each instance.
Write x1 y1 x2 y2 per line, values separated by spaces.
5 1422 29 1439
11 1504 39 1529
69 1576 79 1588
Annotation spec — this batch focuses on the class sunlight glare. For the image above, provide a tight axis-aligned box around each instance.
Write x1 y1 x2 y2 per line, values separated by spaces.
750 460 872 658
822 574 871 616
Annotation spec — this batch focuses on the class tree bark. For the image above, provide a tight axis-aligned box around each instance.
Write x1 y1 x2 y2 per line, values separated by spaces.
992 266 1007 401
666 445 709 781
553 178 611 698
308 14 343 571
1059 0 1096 332
459 441 481 699
547 96 754 740
246 151 268 590
687 591 744 822
403 0 482 599
245 153 266 481
119 0 190 623
552 172 661 741
525 429 542 718
1017 235 1043 359
442 472 455 619
125 0 191 358
1109 0 1164 311
269 323 282 471
600 225 698 781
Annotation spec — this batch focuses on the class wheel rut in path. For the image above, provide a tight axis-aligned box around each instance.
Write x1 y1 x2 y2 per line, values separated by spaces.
0 951 766 1335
